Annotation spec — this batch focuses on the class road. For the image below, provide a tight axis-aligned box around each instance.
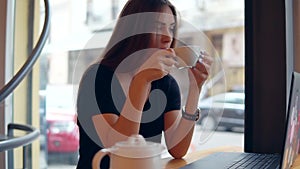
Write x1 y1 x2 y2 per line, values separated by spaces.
42 125 244 169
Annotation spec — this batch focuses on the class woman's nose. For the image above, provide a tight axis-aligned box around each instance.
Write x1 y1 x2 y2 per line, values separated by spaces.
163 27 172 37
161 34 172 44
160 27 172 43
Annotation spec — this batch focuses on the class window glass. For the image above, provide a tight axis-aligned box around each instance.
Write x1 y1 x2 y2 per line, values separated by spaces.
39 0 244 167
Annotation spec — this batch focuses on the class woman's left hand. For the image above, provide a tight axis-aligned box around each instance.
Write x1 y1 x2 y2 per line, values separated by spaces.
188 51 213 92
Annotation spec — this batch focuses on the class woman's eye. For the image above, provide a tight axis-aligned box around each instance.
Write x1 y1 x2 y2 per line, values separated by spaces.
169 26 175 32
155 23 175 35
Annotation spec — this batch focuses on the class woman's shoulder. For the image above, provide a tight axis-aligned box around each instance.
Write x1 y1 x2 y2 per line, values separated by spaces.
153 74 179 91
78 64 114 87
160 74 177 85
82 64 114 78
85 63 112 73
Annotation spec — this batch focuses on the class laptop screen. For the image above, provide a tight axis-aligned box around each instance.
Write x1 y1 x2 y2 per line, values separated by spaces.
281 72 300 169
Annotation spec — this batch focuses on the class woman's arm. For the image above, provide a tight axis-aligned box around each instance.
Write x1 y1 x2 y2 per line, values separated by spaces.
164 51 213 158
164 84 200 159
92 49 178 147
92 73 150 147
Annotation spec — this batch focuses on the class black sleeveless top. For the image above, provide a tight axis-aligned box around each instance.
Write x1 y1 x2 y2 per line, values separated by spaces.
76 64 181 169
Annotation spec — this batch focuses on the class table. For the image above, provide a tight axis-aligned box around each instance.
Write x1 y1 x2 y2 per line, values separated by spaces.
292 155 300 169
163 146 300 169
163 146 243 169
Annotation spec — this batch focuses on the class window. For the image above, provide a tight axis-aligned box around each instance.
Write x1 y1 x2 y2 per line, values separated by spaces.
38 0 245 167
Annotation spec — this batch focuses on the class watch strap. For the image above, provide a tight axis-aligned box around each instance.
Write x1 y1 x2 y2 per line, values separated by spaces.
182 107 200 121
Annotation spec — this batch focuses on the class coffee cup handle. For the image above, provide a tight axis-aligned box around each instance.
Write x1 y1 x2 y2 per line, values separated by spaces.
92 149 110 169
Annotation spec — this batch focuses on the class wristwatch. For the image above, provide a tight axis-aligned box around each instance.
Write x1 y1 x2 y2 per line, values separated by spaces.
182 107 200 121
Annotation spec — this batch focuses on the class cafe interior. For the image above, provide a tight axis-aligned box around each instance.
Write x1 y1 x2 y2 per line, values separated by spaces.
0 0 300 168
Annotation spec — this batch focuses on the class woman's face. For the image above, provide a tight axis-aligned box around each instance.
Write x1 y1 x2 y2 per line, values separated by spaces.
149 6 176 49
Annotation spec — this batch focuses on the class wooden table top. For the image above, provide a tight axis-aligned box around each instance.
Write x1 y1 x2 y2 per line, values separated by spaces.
163 146 300 169
163 146 243 169
292 155 300 169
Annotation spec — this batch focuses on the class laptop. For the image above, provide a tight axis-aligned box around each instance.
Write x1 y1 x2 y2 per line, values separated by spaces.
182 71 300 169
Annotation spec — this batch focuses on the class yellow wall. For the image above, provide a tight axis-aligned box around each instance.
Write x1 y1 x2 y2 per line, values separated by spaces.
13 0 40 168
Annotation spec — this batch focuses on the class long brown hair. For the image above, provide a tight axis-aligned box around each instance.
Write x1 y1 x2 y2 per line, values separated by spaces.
99 0 178 71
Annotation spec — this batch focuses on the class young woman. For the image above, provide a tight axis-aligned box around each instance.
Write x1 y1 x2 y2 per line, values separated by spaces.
76 0 212 168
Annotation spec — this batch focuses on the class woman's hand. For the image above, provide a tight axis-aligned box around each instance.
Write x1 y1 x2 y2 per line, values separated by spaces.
188 51 214 92
134 48 178 83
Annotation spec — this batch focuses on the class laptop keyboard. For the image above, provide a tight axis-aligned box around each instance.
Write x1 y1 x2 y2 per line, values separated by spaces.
227 153 280 169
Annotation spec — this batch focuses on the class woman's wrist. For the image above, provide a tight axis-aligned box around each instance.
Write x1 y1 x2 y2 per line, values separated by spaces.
131 73 151 94
132 71 150 84
129 73 151 111
182 106 200 122
185 85 201 116
189 81 202 94
186 87 200 105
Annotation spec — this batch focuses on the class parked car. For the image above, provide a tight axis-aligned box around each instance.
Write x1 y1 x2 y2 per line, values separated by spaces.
197 92 245 131
47 112 79 165
45 85 79 165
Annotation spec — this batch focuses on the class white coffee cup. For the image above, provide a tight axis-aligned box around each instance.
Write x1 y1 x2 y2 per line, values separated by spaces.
173 46 203 69
92 135 164 169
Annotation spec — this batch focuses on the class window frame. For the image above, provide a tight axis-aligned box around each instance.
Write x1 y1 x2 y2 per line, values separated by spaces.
245 0 287 153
